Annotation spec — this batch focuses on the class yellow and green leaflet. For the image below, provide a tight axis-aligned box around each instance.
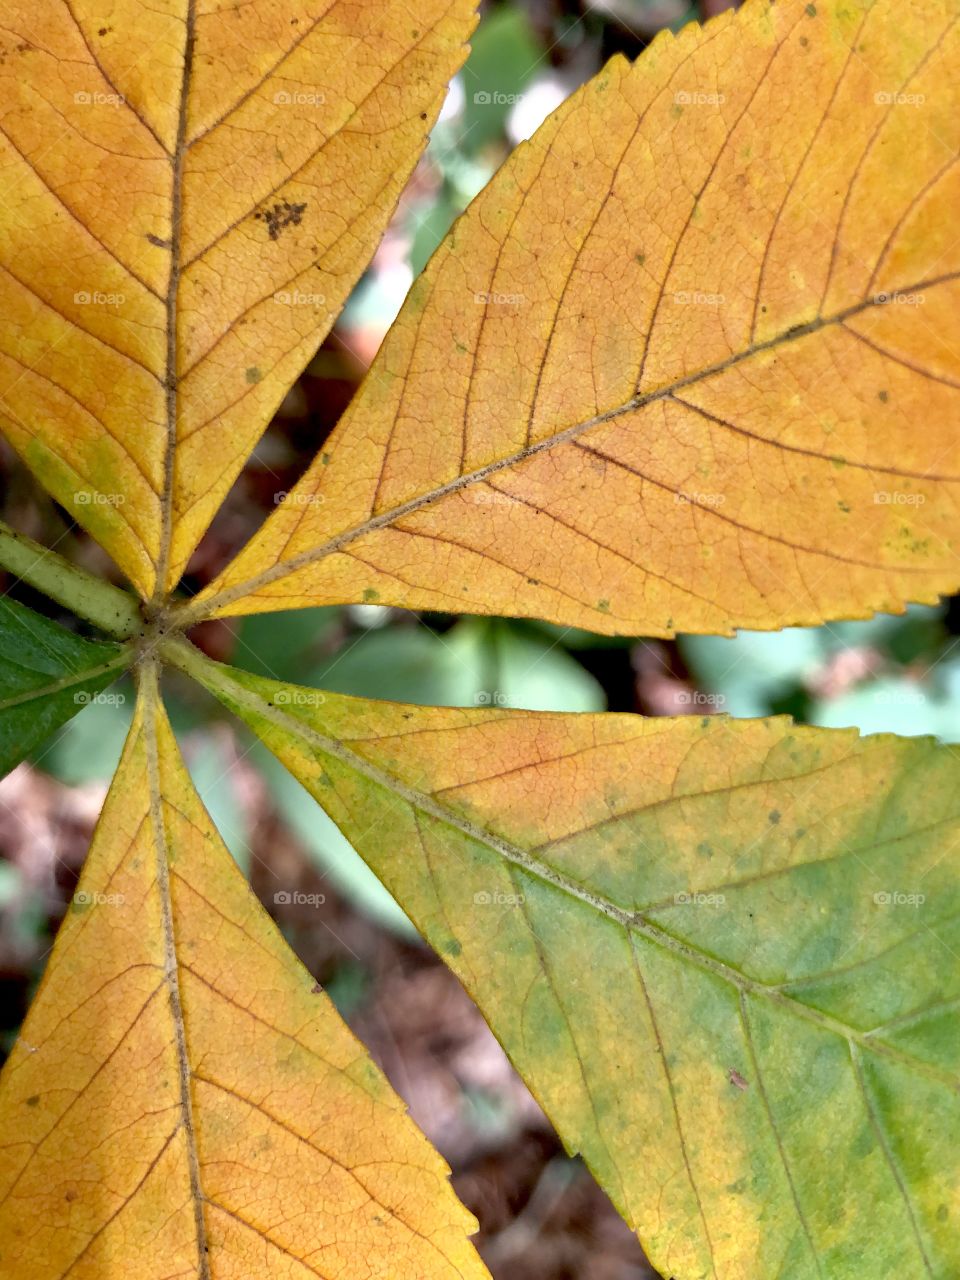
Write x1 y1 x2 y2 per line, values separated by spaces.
180 651 960 1280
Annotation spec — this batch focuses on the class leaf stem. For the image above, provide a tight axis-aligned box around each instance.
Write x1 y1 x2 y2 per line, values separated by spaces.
0 521 143 639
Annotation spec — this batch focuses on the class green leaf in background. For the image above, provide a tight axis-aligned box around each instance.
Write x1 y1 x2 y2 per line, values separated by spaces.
235 606 342 681
459 6 542 153
0 599 130 776
35 682 134 785
304 617 605 712
681 607 960 741
680 628 822 719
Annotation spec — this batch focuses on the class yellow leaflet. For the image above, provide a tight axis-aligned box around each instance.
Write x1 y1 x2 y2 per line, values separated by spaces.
0 0 476 598
194 0 960 635
0 675 488 1280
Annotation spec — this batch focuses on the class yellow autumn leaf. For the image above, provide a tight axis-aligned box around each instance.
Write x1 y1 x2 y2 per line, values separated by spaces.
0 0 476 601
0 670 487 1280
173 647 960 1280
188 0 960 636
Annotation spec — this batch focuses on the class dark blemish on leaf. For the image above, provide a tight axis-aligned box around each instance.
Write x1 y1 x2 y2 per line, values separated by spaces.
635 252 646 265
310 981 322 994
769 809 781 824
98 26 111 35
527 577 540 586
65 1189 77 1201
878 389 888 402
443 938 462 958
697 841 712 858
597 599 610 613
700 716 710 728
799 34 808 46
806 2 816 13
838 500 851 513
728 1068 749 1091
321 451 332 465
254 199 308 241
146 233 171 249
26 1094 39 1107
419 111 428 120
245 366 262 384
362 588 380 602
291 15 299 23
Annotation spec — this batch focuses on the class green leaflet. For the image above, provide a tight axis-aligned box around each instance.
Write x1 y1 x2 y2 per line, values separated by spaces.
0 598 131 776
172 645 960 1280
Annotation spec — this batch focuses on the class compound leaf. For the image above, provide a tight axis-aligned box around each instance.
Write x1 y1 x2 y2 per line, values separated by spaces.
0 597 130 776
196 0 960 635
0 672 488 1280
189 655 960 1280
0 0 476 599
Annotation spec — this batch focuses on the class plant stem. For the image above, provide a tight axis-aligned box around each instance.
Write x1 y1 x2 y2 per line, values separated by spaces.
0 521 142 639
158 633 217 683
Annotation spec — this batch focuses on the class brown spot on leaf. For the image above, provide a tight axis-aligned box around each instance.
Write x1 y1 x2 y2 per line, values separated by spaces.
254 199 308 241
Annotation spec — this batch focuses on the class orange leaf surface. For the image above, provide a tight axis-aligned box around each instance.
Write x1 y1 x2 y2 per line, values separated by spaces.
192 0 960 635
0 672 487 1280
0 0 475 600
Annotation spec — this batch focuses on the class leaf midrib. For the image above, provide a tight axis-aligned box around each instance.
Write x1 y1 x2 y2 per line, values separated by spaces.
183 265 960 622
0 651 131 712
192 653 959 1093
140 664 211 1278
153 0 197 609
